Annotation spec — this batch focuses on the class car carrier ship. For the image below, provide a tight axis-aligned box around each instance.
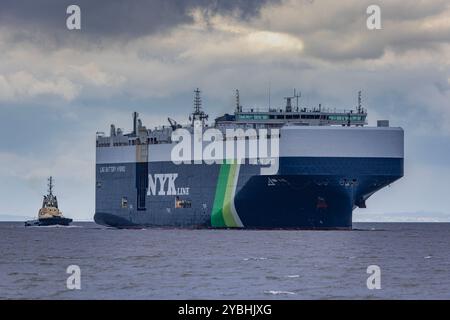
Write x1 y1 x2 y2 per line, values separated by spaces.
94 89 404 229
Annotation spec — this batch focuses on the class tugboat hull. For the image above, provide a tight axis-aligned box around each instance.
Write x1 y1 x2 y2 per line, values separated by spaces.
25 217 73 227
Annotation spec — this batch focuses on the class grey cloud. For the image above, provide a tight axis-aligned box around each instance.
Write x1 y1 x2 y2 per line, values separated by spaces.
0 0 277 39
380 0 449 21
256 0 450 61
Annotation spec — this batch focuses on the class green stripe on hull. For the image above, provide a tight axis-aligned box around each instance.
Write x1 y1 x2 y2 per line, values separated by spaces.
211 164 230 227
211 163 243 228
222 163 240 227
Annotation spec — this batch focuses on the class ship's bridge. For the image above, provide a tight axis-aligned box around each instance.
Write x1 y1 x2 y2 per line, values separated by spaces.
221 108 367 126
215 108 367 128
215 91 367 130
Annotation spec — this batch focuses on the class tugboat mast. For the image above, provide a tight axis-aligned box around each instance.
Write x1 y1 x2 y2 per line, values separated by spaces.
48 176 54 195
43 176 58 209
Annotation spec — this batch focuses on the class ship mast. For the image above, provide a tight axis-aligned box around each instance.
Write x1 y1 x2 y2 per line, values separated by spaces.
235 89 242 113
284 89 301 112
190 88 208 127
48 176 54 196
358 90 362 114
43 176 58 209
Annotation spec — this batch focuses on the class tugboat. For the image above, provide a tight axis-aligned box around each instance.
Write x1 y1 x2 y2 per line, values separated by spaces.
25 177 72 226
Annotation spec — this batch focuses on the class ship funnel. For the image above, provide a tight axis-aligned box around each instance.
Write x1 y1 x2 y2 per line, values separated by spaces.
133 112 139 135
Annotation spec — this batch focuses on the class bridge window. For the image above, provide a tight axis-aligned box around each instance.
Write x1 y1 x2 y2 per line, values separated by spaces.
328 115 348 121
238 114 270 120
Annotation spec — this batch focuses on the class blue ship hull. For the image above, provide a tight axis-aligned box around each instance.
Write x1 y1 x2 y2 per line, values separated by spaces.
94 157 403 229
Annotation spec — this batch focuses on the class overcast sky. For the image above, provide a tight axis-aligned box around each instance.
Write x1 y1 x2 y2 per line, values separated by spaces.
1 0 450 221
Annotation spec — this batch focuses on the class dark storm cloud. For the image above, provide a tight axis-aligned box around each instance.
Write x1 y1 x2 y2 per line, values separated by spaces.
0 0 278 38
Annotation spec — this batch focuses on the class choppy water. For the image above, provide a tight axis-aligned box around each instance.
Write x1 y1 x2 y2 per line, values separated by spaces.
0 222 449 299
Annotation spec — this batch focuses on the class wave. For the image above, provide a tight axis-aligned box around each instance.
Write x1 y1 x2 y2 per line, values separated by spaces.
243 257 268 261
26 224 83 228
264 290 296 295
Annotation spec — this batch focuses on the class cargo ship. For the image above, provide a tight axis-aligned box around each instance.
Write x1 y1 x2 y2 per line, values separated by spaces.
94 89 404 229
25 177 73 226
